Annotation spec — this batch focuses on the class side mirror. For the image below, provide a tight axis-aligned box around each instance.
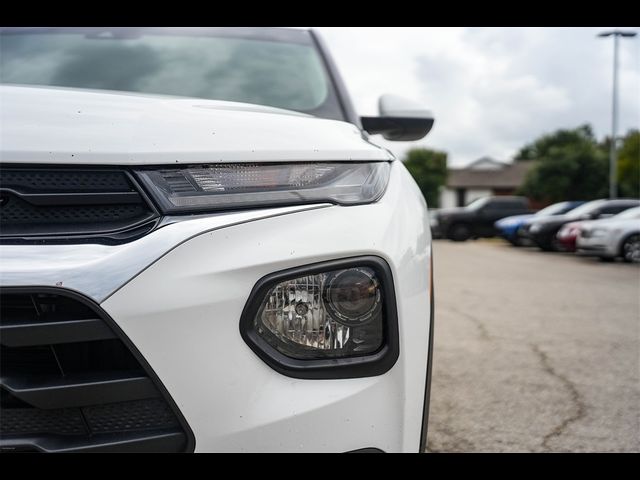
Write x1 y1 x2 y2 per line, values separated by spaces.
361 94 434 141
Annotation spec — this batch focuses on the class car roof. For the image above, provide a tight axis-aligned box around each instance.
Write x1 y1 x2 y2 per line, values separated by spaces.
603 199 640 206
489 196 527 201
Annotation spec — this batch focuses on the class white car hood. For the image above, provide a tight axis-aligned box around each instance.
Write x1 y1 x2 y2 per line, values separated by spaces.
0 85 393 165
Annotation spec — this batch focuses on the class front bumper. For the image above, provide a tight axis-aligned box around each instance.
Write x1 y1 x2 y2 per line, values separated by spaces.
576 234 616 258
515 225 535 246
0 161 433 452
557 234 577 252
429 218 443 239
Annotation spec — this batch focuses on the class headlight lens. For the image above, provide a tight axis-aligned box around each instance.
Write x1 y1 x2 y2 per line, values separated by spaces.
530 224 541 233
257 267 383 359
135 162 390 214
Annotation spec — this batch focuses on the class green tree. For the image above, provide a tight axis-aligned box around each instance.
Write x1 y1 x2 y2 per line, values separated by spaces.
515 124 596 161
617 129 640 198
517 125 608 202
402 148 448 207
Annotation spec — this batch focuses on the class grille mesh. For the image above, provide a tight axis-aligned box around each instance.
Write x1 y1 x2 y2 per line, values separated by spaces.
0 167 157 241
3 195 147 224
83 399 179 434
0 170 131 192
1 408 87 436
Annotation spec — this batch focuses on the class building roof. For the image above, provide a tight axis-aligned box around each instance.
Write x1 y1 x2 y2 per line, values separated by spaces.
447 160 536 189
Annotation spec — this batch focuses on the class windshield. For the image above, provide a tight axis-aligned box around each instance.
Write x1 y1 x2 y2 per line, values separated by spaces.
535 201 577 216
613 206 640 220
565 200 606 219
465 197 490 210
0 27 345 120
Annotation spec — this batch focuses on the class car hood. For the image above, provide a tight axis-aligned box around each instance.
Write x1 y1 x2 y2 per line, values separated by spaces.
496 214 534 227
0 85 393 165
528 214 574 228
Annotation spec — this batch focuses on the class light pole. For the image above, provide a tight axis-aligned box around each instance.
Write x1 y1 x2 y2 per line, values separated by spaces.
597 29 637 199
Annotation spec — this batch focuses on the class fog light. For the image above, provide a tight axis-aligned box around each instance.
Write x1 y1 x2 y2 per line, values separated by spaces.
324 268 381 326
257 267 383 359
240 257 399 379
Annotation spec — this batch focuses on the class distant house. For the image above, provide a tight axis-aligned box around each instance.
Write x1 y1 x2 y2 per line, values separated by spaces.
439 157 536 208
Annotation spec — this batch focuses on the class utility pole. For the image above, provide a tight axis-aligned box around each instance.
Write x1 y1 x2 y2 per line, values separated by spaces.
597 29 637 199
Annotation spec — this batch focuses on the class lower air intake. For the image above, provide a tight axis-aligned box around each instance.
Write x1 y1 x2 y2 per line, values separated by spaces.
0 288 194 452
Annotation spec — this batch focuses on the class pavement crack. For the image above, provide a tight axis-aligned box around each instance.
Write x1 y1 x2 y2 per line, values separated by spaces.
426 400 476 452
444 304 491 340
530 343 587 451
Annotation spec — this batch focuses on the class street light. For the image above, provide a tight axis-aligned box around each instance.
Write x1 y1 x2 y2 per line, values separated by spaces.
597 29 637 199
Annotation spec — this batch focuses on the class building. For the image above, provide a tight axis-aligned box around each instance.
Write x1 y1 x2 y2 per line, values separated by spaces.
439 157 536 208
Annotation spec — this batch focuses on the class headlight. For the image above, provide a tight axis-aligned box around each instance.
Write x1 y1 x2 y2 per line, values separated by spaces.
591 228 607 237
240 256 399 379
530 224 541 233
135 162 390 214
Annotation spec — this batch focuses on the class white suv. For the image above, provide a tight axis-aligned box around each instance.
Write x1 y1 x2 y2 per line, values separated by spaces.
0 27 435 452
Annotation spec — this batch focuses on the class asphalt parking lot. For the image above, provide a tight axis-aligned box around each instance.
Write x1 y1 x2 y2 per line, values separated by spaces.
425 239 640 452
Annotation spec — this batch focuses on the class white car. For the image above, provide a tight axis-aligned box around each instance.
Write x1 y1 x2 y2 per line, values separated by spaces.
0 27 435 452
576 206 640 263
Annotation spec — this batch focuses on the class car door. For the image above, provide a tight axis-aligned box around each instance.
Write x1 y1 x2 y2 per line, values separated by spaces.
477 201 507 236
479 200 527 236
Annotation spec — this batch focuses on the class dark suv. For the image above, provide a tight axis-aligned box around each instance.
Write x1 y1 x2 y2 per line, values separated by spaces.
431 196 531 241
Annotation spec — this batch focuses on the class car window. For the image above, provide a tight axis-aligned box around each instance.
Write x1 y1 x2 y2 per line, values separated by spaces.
465 197 490 210
0 28 345 120
566 200 606 219
613 207 640 220
601 204 634 215
535 201 580 216
489 200 525 210
535 202 566 216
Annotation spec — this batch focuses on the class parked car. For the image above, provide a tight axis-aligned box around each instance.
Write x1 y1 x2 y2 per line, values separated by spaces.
0 27 435 453
431 196 531 241
576 206 640 262
495 200 584 246
525 199 640 251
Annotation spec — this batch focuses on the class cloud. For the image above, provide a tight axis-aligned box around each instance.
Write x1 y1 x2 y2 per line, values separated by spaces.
316 27 640 166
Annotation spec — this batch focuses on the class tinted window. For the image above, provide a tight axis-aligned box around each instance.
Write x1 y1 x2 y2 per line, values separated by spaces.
601 204 637 215
566 200 607 219
466 197 490 210
614 206 640 219
535 201 580 216
488 200 525 210
0 27 345 120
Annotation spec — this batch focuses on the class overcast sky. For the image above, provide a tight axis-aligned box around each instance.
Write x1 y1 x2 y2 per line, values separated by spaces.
315 27 640 167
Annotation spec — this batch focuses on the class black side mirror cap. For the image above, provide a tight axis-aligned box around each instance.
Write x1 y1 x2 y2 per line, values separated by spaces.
361 94 435 141
361 116 434 141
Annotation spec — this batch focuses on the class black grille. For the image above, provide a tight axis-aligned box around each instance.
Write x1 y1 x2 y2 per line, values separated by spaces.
0 289 194 452
0 167 158 242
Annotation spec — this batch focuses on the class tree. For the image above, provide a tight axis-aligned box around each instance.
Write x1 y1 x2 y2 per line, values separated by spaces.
517 125 608 202
515 124 596 161
402 148 448 207
617 129 640 198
